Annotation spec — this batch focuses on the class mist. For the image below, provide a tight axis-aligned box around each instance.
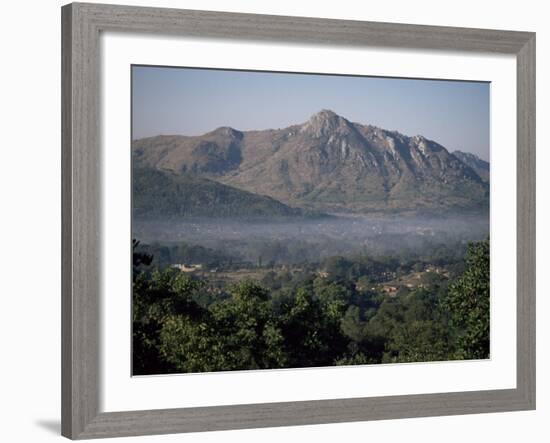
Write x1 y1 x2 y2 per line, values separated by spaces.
133 213 489 267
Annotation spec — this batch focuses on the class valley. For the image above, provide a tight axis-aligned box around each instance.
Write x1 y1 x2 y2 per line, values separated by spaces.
131 109 490 374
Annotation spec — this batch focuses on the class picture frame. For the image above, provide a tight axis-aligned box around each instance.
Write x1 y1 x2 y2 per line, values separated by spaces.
61 2 536 439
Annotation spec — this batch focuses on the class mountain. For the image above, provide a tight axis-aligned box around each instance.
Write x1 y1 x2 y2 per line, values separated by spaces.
133 110 489 213
133 127 243 175
452 150 490 182
133 167 313 219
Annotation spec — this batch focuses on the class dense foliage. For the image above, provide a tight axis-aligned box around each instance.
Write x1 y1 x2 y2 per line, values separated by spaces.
132 239 490 375
443 240 490 359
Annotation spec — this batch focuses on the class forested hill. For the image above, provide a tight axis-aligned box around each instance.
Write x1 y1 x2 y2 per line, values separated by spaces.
133 167 316 219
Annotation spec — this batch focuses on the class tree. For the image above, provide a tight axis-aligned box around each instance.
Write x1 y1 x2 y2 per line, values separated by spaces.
340 306 367 343
132 239 152 278
384 319 452 363
159 281 288 372
132 235 488 374
132 238 208 375
443 239 490 360
208 281 287 370
278 287 348 367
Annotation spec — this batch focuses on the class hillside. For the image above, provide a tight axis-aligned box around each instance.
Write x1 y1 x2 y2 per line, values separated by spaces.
452 150 490 182
133 110 489 213
133 167 312 219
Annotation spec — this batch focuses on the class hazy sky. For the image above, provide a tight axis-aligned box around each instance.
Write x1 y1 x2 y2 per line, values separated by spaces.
132 65 490 161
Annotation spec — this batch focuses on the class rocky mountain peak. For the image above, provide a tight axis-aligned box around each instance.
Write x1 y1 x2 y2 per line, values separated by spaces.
208 126 243 139
133 113 490 213
312 109 339 120
301 110 353 137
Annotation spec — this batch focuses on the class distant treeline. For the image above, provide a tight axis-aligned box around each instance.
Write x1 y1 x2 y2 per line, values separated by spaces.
134 241 237 269
132 238 489 375
134 236 470 272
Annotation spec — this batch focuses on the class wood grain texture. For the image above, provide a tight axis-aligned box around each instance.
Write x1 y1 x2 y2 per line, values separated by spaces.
516 34 536 409
75 2 532 53
62 3 101 438
75 389 529 439
61 4 74 437
61 2 536 439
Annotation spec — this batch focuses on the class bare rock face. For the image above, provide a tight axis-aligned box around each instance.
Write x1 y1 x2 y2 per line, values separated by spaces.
300 109 355 138
452 150 490 182
133 110 489 213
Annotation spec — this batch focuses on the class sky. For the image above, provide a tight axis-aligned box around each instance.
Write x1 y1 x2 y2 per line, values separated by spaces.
132 65 490 161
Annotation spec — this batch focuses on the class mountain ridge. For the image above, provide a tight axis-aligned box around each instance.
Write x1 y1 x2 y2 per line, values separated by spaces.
452 150 490 182
133 110 489 214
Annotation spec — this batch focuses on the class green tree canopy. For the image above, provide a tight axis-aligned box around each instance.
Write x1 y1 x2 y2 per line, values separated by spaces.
443 238 490 359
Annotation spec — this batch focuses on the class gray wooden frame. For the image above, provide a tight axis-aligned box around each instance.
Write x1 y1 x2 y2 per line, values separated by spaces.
61 2 536 439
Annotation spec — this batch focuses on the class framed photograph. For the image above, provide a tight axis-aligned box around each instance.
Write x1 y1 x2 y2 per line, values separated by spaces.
61 2 536 439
